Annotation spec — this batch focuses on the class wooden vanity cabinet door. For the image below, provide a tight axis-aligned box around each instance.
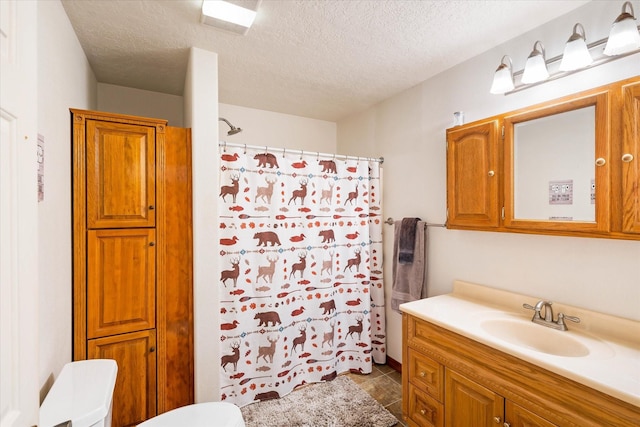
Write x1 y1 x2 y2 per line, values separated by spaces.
446 120 501 229
445 369 504 427
87 228 156 339
86 120 156 229
407 385 443 427
88 330 157 427
621 81 640 234
505 401 557 427
408 349 443 401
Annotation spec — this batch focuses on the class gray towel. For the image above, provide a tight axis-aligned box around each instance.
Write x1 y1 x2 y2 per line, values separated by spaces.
398 217 420 264
391 221 427 313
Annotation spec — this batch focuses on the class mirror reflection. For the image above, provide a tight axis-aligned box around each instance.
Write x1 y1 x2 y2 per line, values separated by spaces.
513 106 596 222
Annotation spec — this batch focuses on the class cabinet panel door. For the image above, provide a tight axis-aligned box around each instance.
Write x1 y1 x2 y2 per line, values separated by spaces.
621 81 640 234
88 330 157 427
87 120 156 228
87 229 156 338
407 385 444 427
408 349 444 401
445 370 504 427
446 120 500 228
505 401 557 427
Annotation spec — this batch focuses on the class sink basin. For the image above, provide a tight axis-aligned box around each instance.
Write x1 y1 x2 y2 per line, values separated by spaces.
481 318 590 357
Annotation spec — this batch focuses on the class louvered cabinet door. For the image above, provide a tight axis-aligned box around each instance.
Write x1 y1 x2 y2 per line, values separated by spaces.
87 228 156 339
88 330 157 427
86 120 156 228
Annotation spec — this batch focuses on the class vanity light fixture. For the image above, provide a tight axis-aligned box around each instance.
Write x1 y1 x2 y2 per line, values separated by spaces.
490 1 640 95
559 23 593 71
604 1 640 55
490 55 515 94
201 0 260 35
521 41 549 84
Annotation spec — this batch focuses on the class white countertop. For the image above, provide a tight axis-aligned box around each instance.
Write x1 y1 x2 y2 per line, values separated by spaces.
400 281 640 407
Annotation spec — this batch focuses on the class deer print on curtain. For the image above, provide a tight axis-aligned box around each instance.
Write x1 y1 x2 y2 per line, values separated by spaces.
218 145 385 407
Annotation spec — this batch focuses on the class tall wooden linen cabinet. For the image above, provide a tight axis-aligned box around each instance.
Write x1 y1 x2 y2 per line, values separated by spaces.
71 109 194 427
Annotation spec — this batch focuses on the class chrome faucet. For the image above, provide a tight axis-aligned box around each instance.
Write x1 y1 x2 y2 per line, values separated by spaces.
523 300 580 331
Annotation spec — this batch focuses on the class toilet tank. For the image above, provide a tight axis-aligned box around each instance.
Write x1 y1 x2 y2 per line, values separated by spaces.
40 359 118 427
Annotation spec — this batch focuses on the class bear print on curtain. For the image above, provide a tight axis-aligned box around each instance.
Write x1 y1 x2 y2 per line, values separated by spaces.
218 145 385 407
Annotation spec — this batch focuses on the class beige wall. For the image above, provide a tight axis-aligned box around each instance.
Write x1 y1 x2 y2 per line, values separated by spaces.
338 1 640 363
218 103 337 152
97 83 184 127
37 0 97 400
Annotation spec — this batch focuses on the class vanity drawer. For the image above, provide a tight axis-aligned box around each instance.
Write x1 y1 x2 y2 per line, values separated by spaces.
407 349 443 401
407 384 444 427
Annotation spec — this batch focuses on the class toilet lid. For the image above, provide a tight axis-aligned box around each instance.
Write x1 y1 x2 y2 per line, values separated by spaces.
137 402 245 427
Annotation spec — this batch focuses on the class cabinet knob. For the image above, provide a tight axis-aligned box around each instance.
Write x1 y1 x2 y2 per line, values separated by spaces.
622 153 634 163
488 170 495 177
149 205 155 210
149 242 155 247
503 423 511 427
420 409 426 415
493 417 501 424
149 347 155 353
595 157 606 167
419 371 426 377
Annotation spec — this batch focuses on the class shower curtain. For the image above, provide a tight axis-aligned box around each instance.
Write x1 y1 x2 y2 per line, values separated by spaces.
217 144 385 407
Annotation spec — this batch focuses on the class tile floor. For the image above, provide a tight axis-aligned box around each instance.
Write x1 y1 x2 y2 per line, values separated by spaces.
347 364 406 427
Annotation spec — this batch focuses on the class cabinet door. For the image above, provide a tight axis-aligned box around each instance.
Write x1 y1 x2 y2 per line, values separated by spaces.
445 370 504 427
407 385 444 427
505 401 557 427
88 330 157 427
86 120 156 228
446 120 500 228
407 349 443 401
621 81 640 234
87 229 156 338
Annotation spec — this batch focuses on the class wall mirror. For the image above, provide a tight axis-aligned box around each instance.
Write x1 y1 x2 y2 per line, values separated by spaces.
503 92 609 233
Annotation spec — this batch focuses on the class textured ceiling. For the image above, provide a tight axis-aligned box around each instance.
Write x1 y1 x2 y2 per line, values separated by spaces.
61 0 589 121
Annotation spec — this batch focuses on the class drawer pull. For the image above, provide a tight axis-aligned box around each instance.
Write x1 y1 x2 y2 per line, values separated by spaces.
419 371 426 377
622 153 634 163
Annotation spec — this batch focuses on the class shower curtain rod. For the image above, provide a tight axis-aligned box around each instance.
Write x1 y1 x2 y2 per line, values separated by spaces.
219 141 384 164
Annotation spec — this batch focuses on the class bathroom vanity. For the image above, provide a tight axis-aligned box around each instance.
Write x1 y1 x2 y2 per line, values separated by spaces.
400 281 640 427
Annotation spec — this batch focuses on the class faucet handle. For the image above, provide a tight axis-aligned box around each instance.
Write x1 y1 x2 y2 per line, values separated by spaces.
522 303 541 319
556 312 580 331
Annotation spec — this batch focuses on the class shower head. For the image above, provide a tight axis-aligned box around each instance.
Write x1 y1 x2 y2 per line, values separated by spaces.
219 117 242 136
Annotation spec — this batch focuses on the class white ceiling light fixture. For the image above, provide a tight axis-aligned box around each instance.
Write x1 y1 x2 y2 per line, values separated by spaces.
604 1 640 55
521 41 549 84
490 55 515 95
201 0 260 35
559 23 593 71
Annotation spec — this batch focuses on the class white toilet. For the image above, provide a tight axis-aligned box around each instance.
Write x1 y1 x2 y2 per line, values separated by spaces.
137 402 245 427
40 359 118 427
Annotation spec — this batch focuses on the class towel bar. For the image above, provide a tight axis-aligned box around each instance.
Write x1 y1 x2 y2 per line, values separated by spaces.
385 217 446 228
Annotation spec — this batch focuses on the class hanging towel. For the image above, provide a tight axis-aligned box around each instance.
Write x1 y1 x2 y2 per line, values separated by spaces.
391 220 427 313
398 217 420 264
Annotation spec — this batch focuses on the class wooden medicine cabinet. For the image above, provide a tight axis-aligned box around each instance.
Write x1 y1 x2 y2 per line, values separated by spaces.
446 76 640 240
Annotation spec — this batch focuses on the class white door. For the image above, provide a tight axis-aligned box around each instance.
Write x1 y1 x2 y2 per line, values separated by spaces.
1 0 39 426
